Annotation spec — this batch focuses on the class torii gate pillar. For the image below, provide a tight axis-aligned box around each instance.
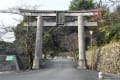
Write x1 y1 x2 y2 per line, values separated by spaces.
32 16 43 69
77 15 86 69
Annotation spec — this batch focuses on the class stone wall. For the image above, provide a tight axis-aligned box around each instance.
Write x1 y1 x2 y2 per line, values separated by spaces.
86 41 120 74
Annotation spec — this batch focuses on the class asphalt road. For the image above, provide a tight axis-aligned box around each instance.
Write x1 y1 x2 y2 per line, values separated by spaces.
0 57 105 80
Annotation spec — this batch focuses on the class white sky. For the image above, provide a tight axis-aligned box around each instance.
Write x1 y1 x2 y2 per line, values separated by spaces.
0 0 72 26
0 0 72 10
0 0 118 26
0 0 72 42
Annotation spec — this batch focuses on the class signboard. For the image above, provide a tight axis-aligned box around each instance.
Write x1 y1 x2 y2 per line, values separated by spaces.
6 56 14 61
56 12 65 26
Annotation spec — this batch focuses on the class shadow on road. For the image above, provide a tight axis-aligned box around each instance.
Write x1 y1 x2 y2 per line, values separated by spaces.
40 57 77 69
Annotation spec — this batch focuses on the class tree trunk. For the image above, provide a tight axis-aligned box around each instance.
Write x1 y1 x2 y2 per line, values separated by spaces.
29 51 33 69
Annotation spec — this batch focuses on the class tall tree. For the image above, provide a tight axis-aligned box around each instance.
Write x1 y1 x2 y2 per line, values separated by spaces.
15 17 36 69
69 0 97 10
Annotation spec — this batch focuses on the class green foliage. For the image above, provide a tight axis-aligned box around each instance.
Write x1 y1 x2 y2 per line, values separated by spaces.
69 0 97 10
14 16 37 69
19 56 29 69
71 49 79 62
0 41 17 54
43 32 54 54
109 24 120 41
97 23 120 46
96 5 120 46
14 22 27 53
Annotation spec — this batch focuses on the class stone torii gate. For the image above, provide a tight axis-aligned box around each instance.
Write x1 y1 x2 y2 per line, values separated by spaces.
19 9 99 69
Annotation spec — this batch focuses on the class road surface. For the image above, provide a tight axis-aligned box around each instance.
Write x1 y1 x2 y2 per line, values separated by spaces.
0 57 117 80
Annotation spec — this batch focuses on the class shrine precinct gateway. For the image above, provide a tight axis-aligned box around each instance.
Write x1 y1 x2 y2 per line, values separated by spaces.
19 9 99 69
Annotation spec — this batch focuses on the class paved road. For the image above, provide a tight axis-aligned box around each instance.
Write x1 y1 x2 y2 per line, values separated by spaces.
0 57 106 80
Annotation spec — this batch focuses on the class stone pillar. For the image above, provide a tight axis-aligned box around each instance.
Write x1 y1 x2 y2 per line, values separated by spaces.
77 15 86 69
32 16 43 69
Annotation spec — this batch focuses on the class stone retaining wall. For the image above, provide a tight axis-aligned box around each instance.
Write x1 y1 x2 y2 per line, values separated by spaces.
86 42 120 74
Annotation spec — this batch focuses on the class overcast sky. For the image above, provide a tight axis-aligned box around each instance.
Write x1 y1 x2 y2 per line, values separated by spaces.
0 0 72 10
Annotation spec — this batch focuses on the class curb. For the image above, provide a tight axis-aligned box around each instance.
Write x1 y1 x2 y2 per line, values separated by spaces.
0 71 17 74
97 72 120 80
103 72 120 77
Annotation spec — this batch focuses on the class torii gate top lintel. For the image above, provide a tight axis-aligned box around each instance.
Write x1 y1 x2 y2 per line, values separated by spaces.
19 9 101 16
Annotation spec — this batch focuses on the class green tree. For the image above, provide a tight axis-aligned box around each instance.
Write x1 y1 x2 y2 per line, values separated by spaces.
97 5 120 45
43 31 55 59
15 16 36 69
69 0 97 10
0 41 17 54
